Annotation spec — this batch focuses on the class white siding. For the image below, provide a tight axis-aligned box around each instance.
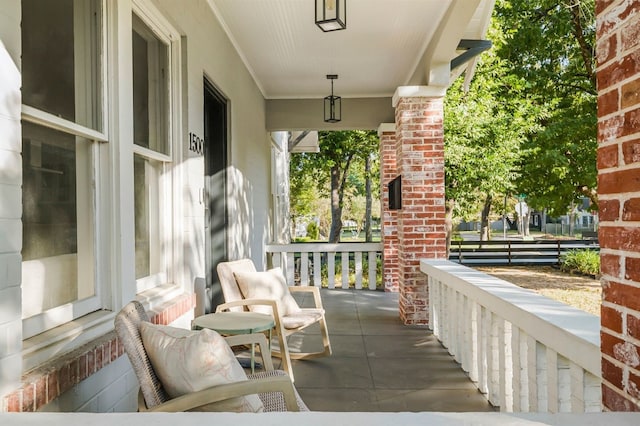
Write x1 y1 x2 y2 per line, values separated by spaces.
0 0 23 401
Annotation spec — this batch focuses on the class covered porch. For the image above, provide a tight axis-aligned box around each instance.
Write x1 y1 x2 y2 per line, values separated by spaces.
288 288 494 412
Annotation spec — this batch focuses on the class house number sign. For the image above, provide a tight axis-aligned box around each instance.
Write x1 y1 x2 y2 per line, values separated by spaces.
189 132 204 155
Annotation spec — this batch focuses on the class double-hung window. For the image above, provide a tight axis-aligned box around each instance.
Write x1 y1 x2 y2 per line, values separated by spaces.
20 0 106 338
132 3 180 293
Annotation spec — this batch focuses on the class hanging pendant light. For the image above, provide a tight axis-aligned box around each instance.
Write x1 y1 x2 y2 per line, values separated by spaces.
315 0 346 32
324 74 341 123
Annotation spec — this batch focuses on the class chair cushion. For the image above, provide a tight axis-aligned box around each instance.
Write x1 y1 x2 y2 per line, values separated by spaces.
234 267 301 317
139 322 264 412
282 308 325 329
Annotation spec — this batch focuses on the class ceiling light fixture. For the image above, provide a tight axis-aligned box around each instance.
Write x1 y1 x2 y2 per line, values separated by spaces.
315 0 346 32
324 74 341 123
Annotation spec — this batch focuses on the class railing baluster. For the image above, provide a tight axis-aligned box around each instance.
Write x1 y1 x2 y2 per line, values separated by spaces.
368 251 377 290
428 276 439 337
469 301 479 383
583 371 601 412
545 347 559 413
449 289 458 357
285 252 295 284
511 326 522 412
500 320 514 412
478 306 489 395
328 252 336 289
441 285 450 349
341 251 349 289
460 295 470 373
300 252 309 286
536 343 548 412
355 251 363 289
488 313 500 406
527 334 539 412
557 355 571 413
313 252 322 287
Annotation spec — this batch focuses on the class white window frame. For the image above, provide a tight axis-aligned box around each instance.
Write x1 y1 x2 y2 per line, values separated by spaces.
132 0 183 294
20 0 109 340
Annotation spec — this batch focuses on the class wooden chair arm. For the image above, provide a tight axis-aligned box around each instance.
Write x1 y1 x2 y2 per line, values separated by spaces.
224 333 274 371
289 286 324 310
216 298 282 318
146 375 299 412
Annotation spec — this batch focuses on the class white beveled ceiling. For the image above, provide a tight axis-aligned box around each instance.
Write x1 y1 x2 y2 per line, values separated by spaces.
207 0 496 100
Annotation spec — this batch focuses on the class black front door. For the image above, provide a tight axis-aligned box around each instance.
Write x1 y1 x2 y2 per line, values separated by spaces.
203 78 228 313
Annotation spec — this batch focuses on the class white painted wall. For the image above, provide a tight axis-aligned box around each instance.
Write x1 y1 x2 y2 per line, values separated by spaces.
0 0 23 402
153 0 272 273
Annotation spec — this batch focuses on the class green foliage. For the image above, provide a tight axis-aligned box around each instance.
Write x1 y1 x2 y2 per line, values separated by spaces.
495 0 597 215
289 131 380 242
306 221 320 240
560 249 600 276
444 20 542 220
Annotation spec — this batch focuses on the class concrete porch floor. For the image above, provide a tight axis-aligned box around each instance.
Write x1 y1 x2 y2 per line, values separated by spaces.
275 289 495 412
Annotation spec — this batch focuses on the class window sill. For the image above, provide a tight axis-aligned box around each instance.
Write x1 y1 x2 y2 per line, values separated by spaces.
22 311 116 373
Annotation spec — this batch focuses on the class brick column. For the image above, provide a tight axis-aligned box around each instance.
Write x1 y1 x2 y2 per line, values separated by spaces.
378 123 399 292
393 87 447 325
597 0 640 411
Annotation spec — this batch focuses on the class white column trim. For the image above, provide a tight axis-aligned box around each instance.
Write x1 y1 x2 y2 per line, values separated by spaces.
392 85 447 107
377 122 395 136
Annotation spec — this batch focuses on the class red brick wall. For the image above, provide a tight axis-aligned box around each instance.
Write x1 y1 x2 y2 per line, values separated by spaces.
394 96 447 325
597 0 640 412
379 127 400 292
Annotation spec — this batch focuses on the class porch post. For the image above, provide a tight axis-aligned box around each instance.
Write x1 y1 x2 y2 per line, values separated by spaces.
393 86 447 325
597 0 640 411
378 123 399 292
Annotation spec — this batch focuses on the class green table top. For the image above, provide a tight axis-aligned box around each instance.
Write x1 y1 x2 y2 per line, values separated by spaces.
193 311 275 334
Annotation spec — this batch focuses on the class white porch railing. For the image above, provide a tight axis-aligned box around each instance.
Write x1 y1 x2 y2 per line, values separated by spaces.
420 259 602 413
266 243 383 290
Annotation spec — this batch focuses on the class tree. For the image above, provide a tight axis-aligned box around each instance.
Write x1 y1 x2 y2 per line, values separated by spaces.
444 21 542 241
289 130 379 243
495 0 597 216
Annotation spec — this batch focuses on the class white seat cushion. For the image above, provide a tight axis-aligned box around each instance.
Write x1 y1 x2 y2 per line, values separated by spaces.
282 308 325 330
234 267 301 317
139 322 264 412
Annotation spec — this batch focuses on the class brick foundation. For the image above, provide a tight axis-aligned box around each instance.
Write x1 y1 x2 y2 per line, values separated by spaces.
597 0 640 411
393 93 447 325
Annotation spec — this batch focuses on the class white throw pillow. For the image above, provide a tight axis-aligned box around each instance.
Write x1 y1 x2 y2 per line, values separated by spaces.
139 322 264 412
234 267 301 317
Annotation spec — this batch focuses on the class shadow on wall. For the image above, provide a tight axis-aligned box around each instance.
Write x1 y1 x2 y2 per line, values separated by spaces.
228 166 254 262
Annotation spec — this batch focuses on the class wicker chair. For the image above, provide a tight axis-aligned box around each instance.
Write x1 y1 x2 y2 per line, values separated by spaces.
114 301 308 412
216 259 332 382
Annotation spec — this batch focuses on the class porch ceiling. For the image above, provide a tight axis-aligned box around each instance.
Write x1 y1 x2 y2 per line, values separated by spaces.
207 0 496 100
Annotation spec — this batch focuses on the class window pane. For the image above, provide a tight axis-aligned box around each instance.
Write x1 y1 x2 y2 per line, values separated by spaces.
21 0 102 131
21 123 95 318
134 154 162 280
133 15 169 155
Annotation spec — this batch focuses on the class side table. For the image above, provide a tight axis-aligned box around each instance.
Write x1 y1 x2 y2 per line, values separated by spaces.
192 311 275 373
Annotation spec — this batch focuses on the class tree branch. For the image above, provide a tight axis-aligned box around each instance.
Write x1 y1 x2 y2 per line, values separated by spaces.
568 0 596 87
